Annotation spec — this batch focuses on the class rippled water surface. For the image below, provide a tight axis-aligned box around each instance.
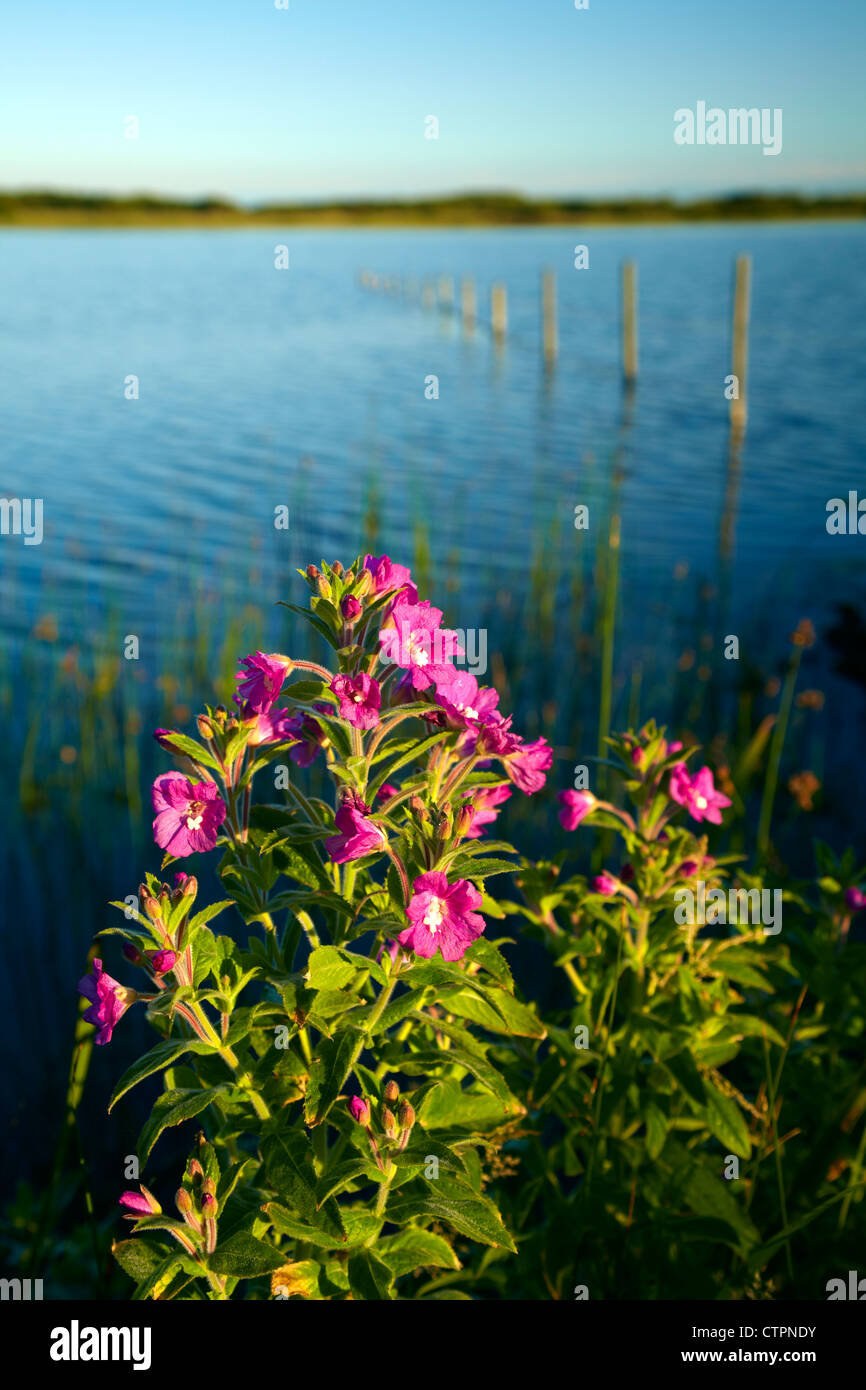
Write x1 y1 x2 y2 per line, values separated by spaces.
2 223 865 654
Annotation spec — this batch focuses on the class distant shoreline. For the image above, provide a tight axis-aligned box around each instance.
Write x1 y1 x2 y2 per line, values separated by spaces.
1 190 865 228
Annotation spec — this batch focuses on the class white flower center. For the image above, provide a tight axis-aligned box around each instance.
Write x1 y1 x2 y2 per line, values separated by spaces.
695 795 708 810
187 813 204 829
408 635 430 666
462 704 479 720
423 897 444 934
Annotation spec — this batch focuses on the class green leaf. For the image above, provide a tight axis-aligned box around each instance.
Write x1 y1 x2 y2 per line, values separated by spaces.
347 1249 395 1300
702 1082 752 1158
386 1189 516 1252
112 1235 170 1284
137 1087 225 1163
376 1229 460 1278
644 1102 668 1159
108 1040 215 1111
305 1028 363 1127
306 945 361 991
449 856 519 880
261 1130 346 1240
264 1204 349 1251
711 951 773 992
315 1159 379 1206
208 1233 286 1278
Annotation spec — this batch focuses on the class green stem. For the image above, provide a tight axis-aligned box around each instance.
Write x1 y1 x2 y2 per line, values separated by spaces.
757 647 802 856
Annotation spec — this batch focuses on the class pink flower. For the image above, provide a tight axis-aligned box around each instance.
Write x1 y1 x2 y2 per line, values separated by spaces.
398 871 486 962
379 600 463 691
463 784 512 838
557 789 596 830
331 672 381 729
669 764 731 825
378 783 399 801
665 740 684 756
348 1096 370 1125
677 860 700 878
592 873 620 896
246 707 302 747
436 672 501 730
77 959 137 1045
235 652 292 714
119 1185 161 1216
148 950 177 976
281 710 326 766
845 886 866 912
325 796 386 864
363 554 416 601
152 772 227 856
504 736 553 795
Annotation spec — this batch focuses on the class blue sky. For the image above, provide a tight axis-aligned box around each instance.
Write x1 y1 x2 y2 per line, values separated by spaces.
2 0 864 201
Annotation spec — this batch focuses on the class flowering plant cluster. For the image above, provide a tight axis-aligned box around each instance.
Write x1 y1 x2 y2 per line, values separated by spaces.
489 722 866 1299
81 557 549 1299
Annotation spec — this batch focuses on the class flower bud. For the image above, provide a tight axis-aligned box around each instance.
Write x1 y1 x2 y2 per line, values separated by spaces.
187 1158 204 1184
200 1192 218 1218
148 949 177 976
455 803 475 838
382 1106 398 1139
383 1080 399 1103
196 714 214 740
153 727 179 752
317 574 333 600
142 894 162 923
354 569 374 599
181 874 198 899
348 1095 370 1126
119 1184 161 1216
397 1100 415 1131
591 873 620 897
332 561 344 577
176 1187 193 1215
845 886 866 912
122 942 143 966
341 595 362 622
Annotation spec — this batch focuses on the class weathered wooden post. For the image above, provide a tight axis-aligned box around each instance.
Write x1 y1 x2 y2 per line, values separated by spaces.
730 254 751 434
541 269 557 367
461 277 477 335
491 282 507 345
622 260 638 386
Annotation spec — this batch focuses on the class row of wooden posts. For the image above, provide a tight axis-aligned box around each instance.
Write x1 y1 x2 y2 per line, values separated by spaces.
358 255 752 432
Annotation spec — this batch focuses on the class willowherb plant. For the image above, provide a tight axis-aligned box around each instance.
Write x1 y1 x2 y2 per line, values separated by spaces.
499 721 816 1298
79 555 550 1300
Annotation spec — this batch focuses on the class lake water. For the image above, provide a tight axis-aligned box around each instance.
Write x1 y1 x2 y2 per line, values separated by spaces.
2 223 865 654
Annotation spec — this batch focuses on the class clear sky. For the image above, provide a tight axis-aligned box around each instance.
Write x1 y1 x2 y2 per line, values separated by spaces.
2 0 864 202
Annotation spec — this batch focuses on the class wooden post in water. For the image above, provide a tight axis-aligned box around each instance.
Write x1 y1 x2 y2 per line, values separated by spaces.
541 269 557 367
491 283 507 346
730 254 751 435
461 277 476 335
438 275 454 313
621 260 638 386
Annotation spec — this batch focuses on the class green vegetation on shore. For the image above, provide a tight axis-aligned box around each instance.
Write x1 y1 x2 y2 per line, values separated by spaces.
1 188 864 228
